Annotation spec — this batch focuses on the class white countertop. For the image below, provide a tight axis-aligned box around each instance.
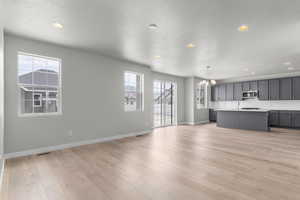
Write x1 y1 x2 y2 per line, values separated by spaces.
215 109 270 112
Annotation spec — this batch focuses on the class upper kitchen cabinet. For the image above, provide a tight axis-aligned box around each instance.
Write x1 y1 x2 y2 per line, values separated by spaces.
258 80 269 100
214 85 219 101
269 79 280 100
211 86 216 101
292 77 300 100
211 76 300 102
226 83 234 101
279 78 292 100
249 81 258 91
211 85 220 101
242 82 250 91
234 83 243 101
218 84 226 101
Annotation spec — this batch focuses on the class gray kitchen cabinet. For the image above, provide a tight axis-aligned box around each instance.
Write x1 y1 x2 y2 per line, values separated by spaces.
279 78 292 100
292 111 300 128
214 85 219 101
258 80 269 100
211 86 216 101
242 82 250 91
292 77 300 100
209 109 217 122
226 83 234 101
249 81 258 91
269 79 280 100
279 111 292 127
234 83 242 101
213 85 219 101
219 84 226 101
269 111 279 126
217 110 269 131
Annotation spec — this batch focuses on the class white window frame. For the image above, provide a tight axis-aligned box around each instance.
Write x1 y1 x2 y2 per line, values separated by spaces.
33 93 42 107
153 79 178 128
124 71 144 112
17 52 62 117
196 80 208 109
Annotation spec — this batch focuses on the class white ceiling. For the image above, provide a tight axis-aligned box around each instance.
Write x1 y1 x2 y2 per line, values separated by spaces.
3 0 300 80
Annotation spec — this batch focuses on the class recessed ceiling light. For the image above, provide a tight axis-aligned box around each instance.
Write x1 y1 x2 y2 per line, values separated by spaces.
186 43 195 48
238 25 249 32
284 62 291 66
288 67 295 70
148 24 158 29
154 55 161 59
52 22 63 29
210 80 216 85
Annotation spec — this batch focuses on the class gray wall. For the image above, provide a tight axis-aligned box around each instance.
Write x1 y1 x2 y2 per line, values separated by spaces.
4 34 154 153
184 77 194 123
184 77 209 124
0 18 4 169
4 34 209 154
152 72 185 124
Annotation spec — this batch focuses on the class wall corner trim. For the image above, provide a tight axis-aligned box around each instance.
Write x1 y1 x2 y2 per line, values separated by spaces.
0 159 4 190
4 129 152 159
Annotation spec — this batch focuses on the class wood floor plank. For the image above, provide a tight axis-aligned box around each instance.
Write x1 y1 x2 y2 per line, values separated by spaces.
2 123 300 200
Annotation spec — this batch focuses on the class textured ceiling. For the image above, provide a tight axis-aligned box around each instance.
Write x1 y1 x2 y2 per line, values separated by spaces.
3 0 300 79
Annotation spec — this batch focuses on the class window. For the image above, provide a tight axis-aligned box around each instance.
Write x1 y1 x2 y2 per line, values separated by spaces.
18 52 62 116
33 93 42 107
196 80 208 109
124 71 144 111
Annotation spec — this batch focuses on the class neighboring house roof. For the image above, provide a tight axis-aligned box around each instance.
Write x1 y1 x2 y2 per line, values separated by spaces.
19 69 59 86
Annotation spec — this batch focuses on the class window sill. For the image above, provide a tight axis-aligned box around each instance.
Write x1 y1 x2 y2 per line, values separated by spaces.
18 112 63 118
124 110 144 112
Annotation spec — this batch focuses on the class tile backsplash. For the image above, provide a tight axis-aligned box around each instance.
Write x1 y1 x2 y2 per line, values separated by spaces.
210 99 300 111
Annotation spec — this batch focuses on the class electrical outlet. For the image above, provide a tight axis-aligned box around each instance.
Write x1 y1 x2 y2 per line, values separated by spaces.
68 130 73 137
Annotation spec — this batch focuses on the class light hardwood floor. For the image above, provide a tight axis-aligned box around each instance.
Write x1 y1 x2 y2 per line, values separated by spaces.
1 123 300 200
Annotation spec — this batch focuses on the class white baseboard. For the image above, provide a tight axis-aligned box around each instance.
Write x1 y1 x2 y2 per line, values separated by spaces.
194 120 210 125
177 122 191 125
4 129 152 159
180 120 210 125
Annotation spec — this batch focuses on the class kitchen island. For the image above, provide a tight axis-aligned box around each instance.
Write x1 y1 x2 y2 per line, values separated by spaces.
216 109 270 131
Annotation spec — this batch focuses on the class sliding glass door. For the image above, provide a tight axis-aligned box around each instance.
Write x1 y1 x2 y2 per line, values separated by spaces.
153 80 177 128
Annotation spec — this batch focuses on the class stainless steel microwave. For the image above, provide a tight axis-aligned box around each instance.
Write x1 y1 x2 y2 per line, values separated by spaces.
242 90 258 99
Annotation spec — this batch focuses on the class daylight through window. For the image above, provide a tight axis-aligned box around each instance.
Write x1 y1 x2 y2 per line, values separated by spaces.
196 80 208 109
124 71 144 111
18 53 62 115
